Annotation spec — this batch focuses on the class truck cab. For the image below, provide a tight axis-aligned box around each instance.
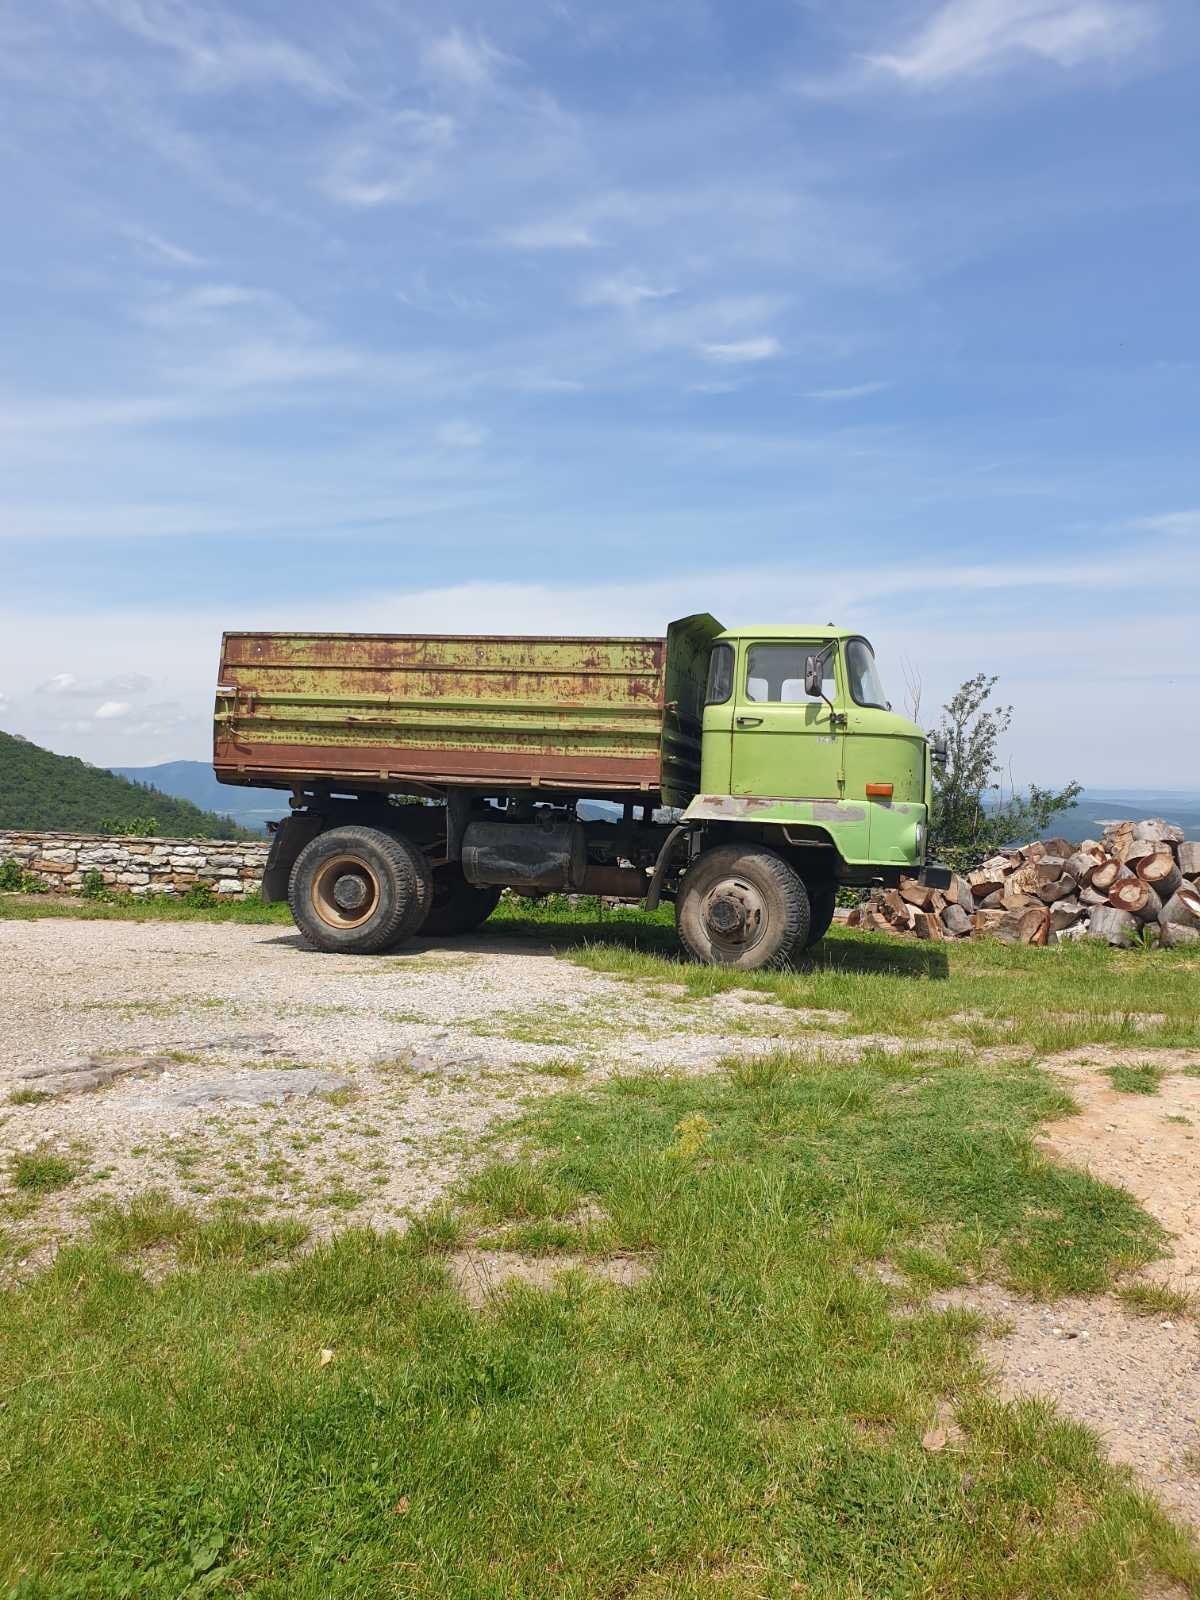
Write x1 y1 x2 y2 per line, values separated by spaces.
685 626 932 874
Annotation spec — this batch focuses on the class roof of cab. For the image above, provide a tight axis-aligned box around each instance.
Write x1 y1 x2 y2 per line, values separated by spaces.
715 625 860 642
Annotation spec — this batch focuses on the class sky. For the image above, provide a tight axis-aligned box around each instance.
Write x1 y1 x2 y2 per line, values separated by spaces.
1 0 1198 788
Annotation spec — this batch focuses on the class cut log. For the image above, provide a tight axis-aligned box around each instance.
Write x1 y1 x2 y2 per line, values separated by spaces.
1065 849 1102 886
1133 817 1186 845
846 906 862 928
912 910 943 940
879 889 908 926
1089 857 1123 892
1161 922 1200 948
977 891 1003 910
1049 900 1083 933
1102 821 1135 860
1034 855 1068 883
994 907 1050 945
1137 847 1182 899
929 888 947 915
1037 877 1077 904
1086 906 1137 947
1108 878 1162 923
1178 842 1200 879
971 909 1008 937
1122 840 1157 872
899 880 937 911
1160 884 1200 932
1040 837 1074 859
1021 840 1048 861
941 903 972 936
1080 885 1110 908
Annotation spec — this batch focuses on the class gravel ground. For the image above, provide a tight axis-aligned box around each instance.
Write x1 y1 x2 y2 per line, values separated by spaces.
0 918 840 1256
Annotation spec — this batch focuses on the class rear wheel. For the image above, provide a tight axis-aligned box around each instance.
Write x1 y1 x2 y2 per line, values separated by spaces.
288 826 428 954
802 885 837 949
422 865 501 937
676 844 810 970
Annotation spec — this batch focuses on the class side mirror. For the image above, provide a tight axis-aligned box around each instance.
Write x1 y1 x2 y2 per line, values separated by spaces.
804 655 824 698
930 735 948 767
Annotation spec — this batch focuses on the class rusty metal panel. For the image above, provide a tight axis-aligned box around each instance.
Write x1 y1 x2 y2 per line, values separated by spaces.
215 632 671 797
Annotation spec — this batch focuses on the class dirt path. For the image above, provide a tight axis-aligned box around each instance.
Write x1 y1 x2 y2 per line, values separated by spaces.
940 1049 1200 1531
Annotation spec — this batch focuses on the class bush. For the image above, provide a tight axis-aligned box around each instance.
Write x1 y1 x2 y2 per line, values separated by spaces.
0 858 21 890
98 816 159 838
80 869 111 901
180 882 216 908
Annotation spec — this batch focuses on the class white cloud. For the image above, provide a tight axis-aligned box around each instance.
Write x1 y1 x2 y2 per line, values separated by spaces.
700 336 781 364
37 671 152 698
126 228 207 269
581 275 678 311
1130 509 1200 538
497 218 597 250
319 113 457 208
94 0 346 100
94 700 132 720
869 0 1158 87
422 27 507 92
806 381 892 400
436 420 488 449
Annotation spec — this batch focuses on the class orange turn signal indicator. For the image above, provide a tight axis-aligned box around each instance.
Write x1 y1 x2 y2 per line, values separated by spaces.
865 783 893 799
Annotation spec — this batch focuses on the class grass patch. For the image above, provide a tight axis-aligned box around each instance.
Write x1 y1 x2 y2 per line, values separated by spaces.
1105 1062 1166 1095
565 923 1200 1057
10 1149 77 1194
0 1040 1195 1597
1116 1281 1194 1319
0 891 292 925
7 1089 49 1107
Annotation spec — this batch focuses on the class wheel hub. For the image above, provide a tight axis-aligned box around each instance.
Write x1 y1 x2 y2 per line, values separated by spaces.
702 876 767 951
333 874 370 912
310 854 380 930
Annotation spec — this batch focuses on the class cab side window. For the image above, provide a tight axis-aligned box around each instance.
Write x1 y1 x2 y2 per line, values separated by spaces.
705 643 734 705
745 643 835 704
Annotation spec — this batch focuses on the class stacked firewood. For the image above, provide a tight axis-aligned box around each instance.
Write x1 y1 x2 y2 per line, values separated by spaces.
847 818 1200 947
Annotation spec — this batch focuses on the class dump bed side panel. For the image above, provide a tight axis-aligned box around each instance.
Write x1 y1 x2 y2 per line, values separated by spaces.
214 632 668 795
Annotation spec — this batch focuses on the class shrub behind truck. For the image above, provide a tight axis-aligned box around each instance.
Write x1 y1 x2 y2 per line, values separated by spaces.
213 614 948 969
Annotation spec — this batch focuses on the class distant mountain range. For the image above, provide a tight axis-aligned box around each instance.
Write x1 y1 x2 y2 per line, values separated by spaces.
111 762 1200 844
113 761 287 833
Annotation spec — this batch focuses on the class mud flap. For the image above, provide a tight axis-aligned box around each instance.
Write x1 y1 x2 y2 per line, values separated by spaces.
261 813 325 903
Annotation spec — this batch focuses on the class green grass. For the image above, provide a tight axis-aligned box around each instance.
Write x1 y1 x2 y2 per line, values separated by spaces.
0 890 293 925
562 923 1200 1057
9 1149 77 1194
1105 1063 1166 1095
1116 1281 1194 1319
1 1047 1195 1598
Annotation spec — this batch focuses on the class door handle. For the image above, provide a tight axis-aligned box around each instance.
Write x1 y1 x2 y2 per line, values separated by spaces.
735 715 763 727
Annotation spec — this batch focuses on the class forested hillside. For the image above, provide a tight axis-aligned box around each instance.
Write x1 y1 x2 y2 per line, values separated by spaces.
0 730 248 838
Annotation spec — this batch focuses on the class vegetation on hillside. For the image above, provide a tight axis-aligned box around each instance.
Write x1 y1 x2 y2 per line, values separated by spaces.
0 729 250 839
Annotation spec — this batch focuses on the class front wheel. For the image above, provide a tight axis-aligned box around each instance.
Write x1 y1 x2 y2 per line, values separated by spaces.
288 826 429 954
676 844 810 970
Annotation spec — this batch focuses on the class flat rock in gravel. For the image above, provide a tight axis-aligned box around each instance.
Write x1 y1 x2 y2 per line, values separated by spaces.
18 1053 169 1096
130 1068 351 1110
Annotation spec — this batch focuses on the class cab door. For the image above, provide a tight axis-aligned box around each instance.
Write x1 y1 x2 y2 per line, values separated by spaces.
729 639 843 799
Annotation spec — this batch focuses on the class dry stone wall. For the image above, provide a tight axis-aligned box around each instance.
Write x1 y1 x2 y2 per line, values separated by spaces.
0 830 270 899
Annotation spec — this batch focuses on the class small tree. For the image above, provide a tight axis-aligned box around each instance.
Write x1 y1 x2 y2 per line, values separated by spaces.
930 674 1081 867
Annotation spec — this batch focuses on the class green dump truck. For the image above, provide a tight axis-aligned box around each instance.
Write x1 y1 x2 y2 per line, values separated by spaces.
214 616 948 969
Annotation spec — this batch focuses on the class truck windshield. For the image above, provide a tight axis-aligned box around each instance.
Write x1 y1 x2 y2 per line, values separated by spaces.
846 639 888 709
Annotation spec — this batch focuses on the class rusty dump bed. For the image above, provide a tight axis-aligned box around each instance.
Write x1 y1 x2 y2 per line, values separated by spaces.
214 614 721 807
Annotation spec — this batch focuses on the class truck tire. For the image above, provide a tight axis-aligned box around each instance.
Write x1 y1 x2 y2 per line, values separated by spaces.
288 826 427 955
676 844 810 970
422 865 502 937
802 886 837 949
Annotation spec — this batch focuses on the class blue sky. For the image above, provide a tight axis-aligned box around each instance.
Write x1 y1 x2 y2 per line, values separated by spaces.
1 0 1198 786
